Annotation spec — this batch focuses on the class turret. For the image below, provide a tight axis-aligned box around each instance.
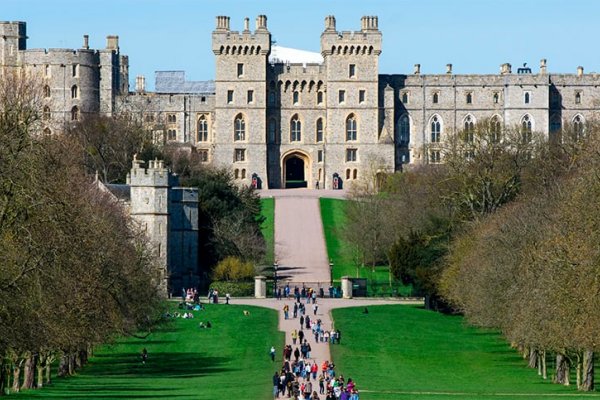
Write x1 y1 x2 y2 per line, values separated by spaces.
0 21 26 67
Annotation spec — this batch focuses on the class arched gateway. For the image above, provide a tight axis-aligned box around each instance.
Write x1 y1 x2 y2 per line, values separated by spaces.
282 151 310 188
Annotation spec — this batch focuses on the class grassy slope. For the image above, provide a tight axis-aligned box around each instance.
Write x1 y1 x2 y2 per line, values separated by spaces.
331 305 599 400
20 304 283 400
260 197 275 265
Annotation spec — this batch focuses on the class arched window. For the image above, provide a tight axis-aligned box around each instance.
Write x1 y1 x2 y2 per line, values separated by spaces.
575 92 582 105
197 116 208 142
346 169 351 180
490 116 501 143
234 114 245 141
466 92 473 104
573 115 585 140
316 118 324 142
43 127 51 136
432 92 439 104
268 118 277 143
71 85 78 99
353 169 358 180
493 92 499 104
521 115 532 143
290 115 301 142
346 114 357 141
524 92 531 104
464 115 474 143
43 106 51 121
43 85 51 98
398 115 410 144
431 115 441 143
71 106 79 121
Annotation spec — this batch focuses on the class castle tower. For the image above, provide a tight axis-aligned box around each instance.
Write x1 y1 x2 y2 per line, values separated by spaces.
0 21 26 68
212 15 271 186
320 16 394 187
99 35 122 115
127 157 170 294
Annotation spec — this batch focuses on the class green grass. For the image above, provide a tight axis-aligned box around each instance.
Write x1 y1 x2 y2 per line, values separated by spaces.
19 304 284 399
331 305 600 399
260 197 275 265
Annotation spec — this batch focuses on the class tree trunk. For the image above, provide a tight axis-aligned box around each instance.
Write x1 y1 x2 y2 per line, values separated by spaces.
11 364 20 393
541 350 547 380
555 353 570 385
68 353 75 375
0 362 7 396
528 348 538 369
57 355 69 377
580 350 594 391
576 352 582 389
36 361 44 389
45 362 51 384
21 354 35 390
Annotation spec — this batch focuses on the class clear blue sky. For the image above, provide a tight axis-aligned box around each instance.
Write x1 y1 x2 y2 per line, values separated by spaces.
4 0 599 90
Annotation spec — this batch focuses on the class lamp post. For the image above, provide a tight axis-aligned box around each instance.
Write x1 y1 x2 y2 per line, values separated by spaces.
329 260 334 286
273 261 278 298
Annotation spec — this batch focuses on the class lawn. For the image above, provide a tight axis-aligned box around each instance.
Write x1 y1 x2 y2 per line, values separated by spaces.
260 197 275 265
19 304 284 399
331 305 600 399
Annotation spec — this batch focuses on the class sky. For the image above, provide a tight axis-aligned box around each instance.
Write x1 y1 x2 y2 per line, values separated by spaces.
4 0 599 90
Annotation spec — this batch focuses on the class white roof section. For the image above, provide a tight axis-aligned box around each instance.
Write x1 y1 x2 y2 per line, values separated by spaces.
269 45 323 65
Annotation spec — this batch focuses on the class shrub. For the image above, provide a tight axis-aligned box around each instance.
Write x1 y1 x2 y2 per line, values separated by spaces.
209 281 254 297
212 256 255 282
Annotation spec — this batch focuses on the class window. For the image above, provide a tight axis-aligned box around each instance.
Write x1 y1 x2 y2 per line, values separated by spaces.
575 91 582 105
430 150 441 164
241 169 246 179
234 114 246 141
464 115 474 143
71 106 79 121
145 114 155 123
318 150 323 163
71 85 78 99
167 129 177 140
466 92 473 104
43 127 51 136
201 96 206 103
234 149 246 162
291 115 302 142
433 92 439 104
493 92 499 104
72 64 78 77
317 91 324 105
45 64 50 77
431 115 441 143
359 90 365 104
197 115 208 142
399 115 410 145
269 91 276 105
346 148 357 162
167 114 177 124
346 169 351 180
237 63 244 77
293 91 299 105
43 106 50 121
349 64 356 78
401 91 409 104
490 116 501 143
573 115 584 139
346 114 357 141
338 90 345 104
234 169 239 179
268 119 276 143
316 118 324 142
524 91 531 104
521 115 532 143
44 85 51 98
227 90 234 104
353 169 358 180
247 90 254 104
198 149 209 162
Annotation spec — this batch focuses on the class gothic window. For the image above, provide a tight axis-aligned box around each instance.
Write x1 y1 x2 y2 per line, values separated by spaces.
401 91 409 104
71 85 78 99
338 90 345 104
573 115 585 140
398 115 410 145
521 114 532 143
44 85 51 98
316 118 324 143
72 64 78 77
490 116 502 143
524 91 531 104
466 92 473 104
346 148 357 162
464 115 474 143
71 106 79 121
167 114 177 124
430 150 441 164
234 114 246 141
346 169 351 180
293 91 299 105
167 129 177 140
346 114 357 141
198 149 209 162
197 115 208 142
234 169 239 179
575 91 582 105
290 115 302 142
359 90 365 104
431 115 441 143
234 149 246 162
493 92 499 104
43 106 50 121
317 91 324 105
432 92 439 104
241 169 246 179
353 169 358 180
268 118 277 143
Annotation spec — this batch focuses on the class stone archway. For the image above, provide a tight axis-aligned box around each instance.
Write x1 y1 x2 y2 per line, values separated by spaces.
282 151 310 189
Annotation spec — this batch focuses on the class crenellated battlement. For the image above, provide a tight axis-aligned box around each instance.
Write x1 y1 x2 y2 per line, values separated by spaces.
127 157 170 188
320 15 382 57
212 15 270 56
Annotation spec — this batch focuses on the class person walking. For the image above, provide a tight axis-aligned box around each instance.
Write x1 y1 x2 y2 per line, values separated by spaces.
283 304 289 320
270 346 276 362
313 303 318 315
291 329 298 345
272 371 279 398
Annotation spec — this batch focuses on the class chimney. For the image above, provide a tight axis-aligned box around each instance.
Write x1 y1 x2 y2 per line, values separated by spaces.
83 34 89 50
540 59 547 75
106 35 119 51
255 15 267 30
325 15 336 31
243 17 250 32
577 66 584 77
135 75 145 93
414 64 421 75
216 16 230 31
446 63 452 74
361 16 378 31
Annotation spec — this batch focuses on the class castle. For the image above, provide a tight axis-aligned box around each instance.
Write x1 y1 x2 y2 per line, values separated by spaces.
2 14 598 192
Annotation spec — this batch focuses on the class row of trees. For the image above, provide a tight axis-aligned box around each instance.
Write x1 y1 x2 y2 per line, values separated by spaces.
345 119 600 390
0 71 163 395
